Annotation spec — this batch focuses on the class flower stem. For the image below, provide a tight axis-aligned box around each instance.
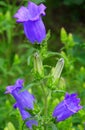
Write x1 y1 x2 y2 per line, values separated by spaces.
41 82 48 130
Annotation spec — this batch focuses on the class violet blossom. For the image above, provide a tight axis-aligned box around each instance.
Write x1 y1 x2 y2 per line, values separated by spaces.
14 1 46 44
52 93 82 122
5 79 38 129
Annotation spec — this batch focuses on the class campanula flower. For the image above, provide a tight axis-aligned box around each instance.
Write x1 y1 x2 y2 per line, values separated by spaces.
14 1 46 44
5 79 38 129
5 79 35 109
52 93 82 122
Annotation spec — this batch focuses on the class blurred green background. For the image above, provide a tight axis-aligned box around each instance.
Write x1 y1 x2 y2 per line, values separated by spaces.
0 0 85 130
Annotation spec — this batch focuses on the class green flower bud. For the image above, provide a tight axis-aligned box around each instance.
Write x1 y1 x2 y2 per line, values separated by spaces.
61 27 68 43
34 52 44 77
52 58 64 84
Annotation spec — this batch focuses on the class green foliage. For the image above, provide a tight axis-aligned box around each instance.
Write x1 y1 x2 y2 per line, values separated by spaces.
31 0 45 4
46 0 85 7
63 0 84 5
24 0 45 4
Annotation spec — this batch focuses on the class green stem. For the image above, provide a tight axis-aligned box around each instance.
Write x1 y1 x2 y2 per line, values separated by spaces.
41 82 48 130
18 113 23 130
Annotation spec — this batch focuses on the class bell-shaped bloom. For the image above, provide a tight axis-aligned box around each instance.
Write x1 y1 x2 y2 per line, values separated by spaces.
5 79 38 129
14 1 46 44
52 93 82 122
5 79 35 109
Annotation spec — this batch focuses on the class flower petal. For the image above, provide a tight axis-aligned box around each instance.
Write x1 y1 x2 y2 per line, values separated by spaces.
53 101 64 117
23 18 46 43
5 79 23 94
12 89 35 110
27 2 46 21
14 6 31 22
38 4 46 16
18 90 35 109
19 105 31 120
65 93 82 112
56 105 73 122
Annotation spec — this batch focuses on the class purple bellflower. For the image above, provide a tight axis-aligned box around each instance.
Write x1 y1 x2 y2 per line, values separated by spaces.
14 1 46 44
5 79 38 129
52 93 82 122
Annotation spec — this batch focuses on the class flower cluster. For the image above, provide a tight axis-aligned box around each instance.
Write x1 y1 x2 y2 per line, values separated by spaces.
5 78 82 129
5 79 38 129
5 1 83 129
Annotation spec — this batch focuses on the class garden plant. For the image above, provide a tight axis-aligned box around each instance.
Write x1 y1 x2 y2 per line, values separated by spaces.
0 0 85 130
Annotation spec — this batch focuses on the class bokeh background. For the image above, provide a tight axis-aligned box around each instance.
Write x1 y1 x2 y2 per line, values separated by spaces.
0 0 85 130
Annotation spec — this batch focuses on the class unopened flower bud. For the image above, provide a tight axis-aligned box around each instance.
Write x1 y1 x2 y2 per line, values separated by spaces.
52 58 64 84
34 52 44 77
